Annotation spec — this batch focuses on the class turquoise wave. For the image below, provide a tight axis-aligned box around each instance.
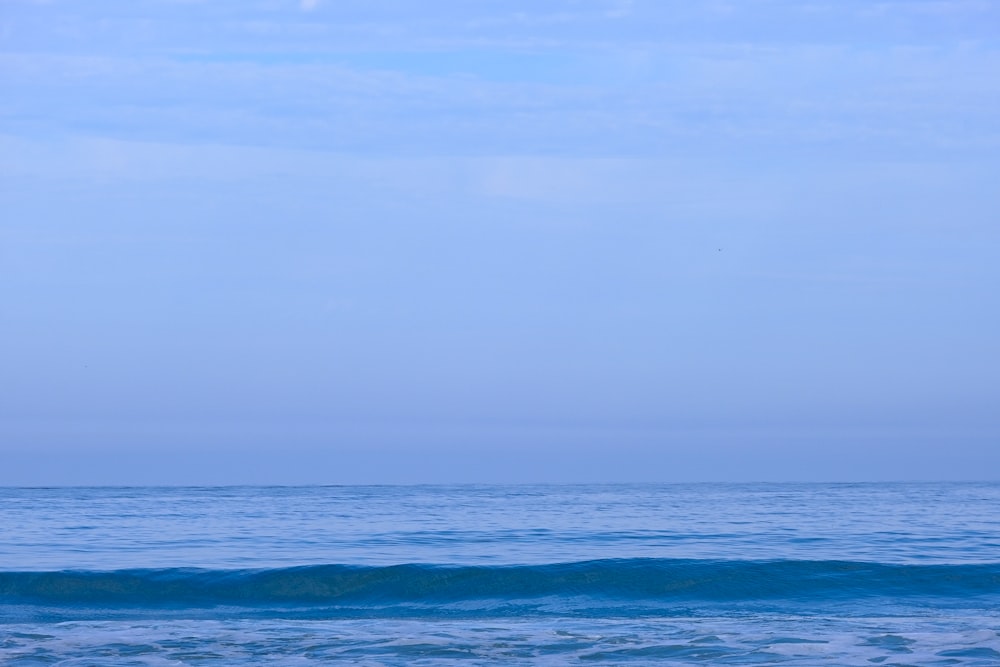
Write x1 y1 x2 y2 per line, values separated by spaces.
3 559 999 608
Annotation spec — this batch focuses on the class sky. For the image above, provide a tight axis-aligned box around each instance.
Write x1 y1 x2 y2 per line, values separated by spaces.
1 0 998 484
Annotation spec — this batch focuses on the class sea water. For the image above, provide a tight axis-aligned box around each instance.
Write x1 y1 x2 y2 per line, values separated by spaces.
1 483 998 665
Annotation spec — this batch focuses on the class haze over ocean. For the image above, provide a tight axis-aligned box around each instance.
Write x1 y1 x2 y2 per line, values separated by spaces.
2 0 998 485
2 4 1000 665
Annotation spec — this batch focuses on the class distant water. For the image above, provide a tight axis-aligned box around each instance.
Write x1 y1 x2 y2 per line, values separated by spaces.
2 483 999 665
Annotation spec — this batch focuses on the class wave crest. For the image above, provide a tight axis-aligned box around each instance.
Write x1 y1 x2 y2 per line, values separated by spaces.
3 559 998 607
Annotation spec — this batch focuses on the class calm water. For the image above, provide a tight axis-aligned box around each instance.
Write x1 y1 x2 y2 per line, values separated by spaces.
1 483 999 665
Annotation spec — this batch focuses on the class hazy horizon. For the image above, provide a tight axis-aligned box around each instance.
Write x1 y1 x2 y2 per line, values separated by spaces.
2 1 998 485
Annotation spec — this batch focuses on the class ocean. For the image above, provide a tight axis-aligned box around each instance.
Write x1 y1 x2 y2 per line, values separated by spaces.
1 483 998 665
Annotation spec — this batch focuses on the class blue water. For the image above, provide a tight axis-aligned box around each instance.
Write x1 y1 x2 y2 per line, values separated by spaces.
2 483 999 665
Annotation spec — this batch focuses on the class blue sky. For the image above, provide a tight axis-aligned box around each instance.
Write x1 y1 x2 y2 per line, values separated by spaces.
2 0 998 484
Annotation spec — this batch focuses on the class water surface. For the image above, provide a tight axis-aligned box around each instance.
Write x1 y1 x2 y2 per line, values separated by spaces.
2 483 998 664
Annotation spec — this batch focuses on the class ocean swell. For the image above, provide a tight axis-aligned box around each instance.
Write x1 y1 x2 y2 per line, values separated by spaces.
3 559 998 608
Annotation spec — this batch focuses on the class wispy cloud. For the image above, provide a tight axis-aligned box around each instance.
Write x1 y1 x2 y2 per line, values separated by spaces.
3 1 998 161
5 1 999 55
3 38 998 159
